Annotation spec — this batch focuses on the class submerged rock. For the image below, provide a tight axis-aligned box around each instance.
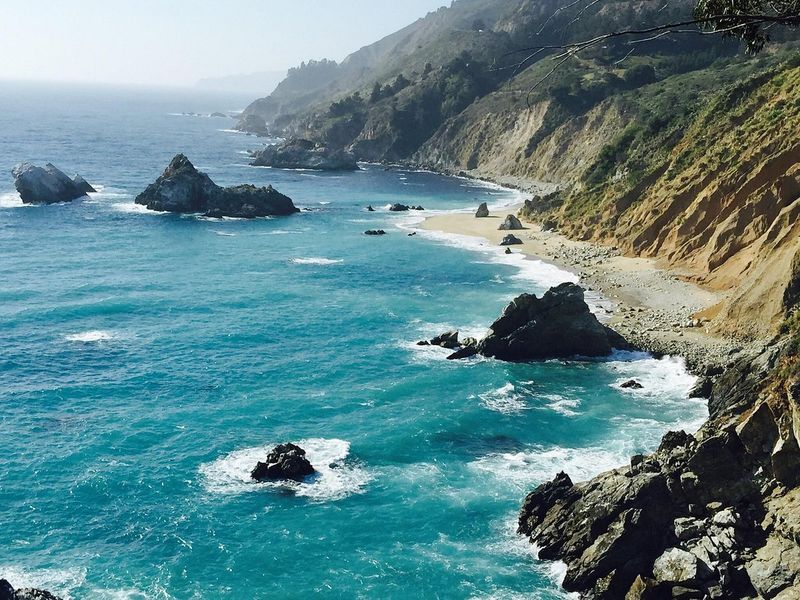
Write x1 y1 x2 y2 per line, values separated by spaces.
0 580 62 600
11 162 93 204
135 154 298 218
500 234 523 246
476 283 629 361
476 202 489 218
365 229 386 236
251 443 315 482
250 138 358 171
498 214 523 230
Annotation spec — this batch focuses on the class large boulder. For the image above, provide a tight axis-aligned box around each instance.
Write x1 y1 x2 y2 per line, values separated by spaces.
251 443 315 482
11 162 93 204
500 234 523 246
498 214 524 230
135 154 298 218
476 202 490 218
250 138 358 171
476 283 629 361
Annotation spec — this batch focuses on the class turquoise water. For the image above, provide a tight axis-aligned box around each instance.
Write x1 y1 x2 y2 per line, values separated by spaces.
0 82 707 599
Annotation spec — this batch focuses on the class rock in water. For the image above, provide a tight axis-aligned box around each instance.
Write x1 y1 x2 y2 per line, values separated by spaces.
500 235 523 246
476 202 489 218
251 443 315 482
0 580 62 600
365 230 386 236
477 283 629 361
389 203 410 212
621 380 644 389
71 174 96 194
250 138 358 171
498 214 523 230
134 154 299 218
11 162 93 204
430 331 460 350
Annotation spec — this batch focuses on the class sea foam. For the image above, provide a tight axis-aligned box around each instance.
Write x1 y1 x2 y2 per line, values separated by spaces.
290 257 344 266
64 330 115 343
199 438 371 501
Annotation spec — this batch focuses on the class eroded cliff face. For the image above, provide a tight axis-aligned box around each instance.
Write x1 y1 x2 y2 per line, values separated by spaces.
417 60 800 340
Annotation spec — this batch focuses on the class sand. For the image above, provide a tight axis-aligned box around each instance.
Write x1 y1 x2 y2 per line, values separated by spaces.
420 206 747 369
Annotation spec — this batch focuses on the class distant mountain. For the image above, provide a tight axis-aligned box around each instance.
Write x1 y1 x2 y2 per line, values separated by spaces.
195 70 287 95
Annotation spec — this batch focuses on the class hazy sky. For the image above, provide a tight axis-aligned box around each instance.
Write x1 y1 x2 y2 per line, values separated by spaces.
0 1 449 87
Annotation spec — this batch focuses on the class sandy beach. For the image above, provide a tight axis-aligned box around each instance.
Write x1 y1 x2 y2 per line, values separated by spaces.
421 205 745 369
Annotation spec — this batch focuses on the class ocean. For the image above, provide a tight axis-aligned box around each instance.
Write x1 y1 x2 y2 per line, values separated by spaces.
0 81 707 599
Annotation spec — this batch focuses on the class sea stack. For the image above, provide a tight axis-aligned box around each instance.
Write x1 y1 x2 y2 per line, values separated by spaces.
251 443 315 482
476 202 490 218
11 162 95 204
135 154 299 218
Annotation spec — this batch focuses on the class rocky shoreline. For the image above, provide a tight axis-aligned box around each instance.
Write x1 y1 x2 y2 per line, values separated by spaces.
416 193 800 598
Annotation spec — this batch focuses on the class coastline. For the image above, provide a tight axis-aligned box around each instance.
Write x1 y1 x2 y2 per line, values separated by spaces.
419 203 752 372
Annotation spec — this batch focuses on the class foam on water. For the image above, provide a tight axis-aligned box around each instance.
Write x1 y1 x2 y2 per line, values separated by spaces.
112 202 165 215
64 330 115 343
0 192 25 208
478 383 529 414
199 438 371 501
289 257 344 266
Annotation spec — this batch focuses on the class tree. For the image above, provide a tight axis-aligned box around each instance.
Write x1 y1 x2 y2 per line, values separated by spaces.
370 82 385 103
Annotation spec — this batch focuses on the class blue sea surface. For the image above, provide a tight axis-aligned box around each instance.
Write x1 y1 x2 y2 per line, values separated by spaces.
0 82 707 599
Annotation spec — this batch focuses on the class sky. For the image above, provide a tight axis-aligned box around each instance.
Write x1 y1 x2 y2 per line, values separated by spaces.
0 1 450 87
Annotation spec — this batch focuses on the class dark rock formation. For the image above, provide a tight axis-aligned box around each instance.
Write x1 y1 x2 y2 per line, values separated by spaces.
622 379 645 389
500 235 523 246
134 154 298 218
498 214 524 230
251 443 315 482
11 162 94 204
389 204 410 212
418 330 480 359
430 331 460 350
505 247 512 254
365 229 386 236
250 139 358 171
473 283 629 361
366 205 375 212
476 202 490 218
518 343 800 599
0 580 62 600
235 113 269 136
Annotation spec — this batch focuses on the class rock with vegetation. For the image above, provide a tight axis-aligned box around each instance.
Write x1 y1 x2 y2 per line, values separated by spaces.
251 443 315 482
250 139 358 171
498 214 523 230
135 154 298 218
11 162 94 204
235 113 269 136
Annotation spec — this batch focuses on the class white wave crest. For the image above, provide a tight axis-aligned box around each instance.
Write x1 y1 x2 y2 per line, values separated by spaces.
290 257 343 266
64 330 115 343
0 192 26 208
199 438 371 501
478 383 529 414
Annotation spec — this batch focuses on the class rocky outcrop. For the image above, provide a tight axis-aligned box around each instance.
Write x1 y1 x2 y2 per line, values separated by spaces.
365 229 386 236
476 202 490 218
251 443 315 482
135 154 298 218
476 284 629 361
235 113 269 136
498 214 523 231
518 343 800 599
0 580 61 600
250 139 358 171
389 204 424 212
11 162 94 204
